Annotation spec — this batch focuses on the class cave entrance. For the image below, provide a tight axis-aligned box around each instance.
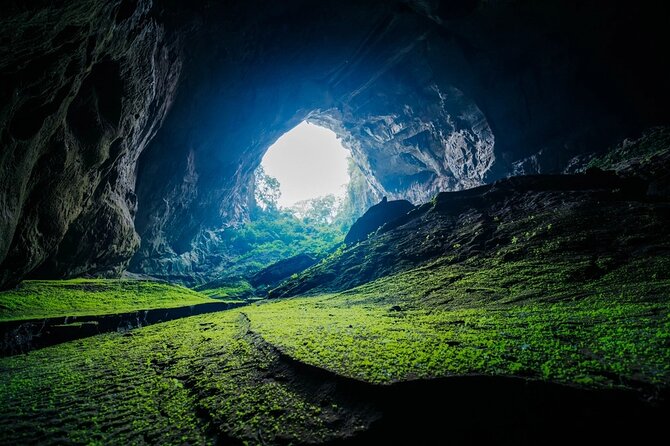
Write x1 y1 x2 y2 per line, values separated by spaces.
208 121 365 296
256 121 351 214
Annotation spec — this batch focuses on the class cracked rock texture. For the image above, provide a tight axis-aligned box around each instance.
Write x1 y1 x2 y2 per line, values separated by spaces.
0 0 181 287
1 0 669 286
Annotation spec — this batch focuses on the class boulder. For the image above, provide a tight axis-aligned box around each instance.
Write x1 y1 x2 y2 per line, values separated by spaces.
345 198 415 245
249 253 319 291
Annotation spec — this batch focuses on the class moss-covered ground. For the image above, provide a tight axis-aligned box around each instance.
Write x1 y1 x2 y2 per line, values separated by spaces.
248 256 670 387
194 279 262 303
1 253 668 444
0 279 215 321
0 310 368 445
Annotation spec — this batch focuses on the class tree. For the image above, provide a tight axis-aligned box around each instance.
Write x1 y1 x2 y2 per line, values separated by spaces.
291 194 339 225
332 159 380 229
254 165 281 211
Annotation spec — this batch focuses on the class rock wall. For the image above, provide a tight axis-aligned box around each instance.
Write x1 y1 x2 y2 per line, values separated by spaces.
0 0 181 287
345 198 416 245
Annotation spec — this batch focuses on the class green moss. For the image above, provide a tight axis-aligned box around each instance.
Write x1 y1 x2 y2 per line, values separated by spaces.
1 255 668 443
246 255 670 387
0 279 215 321
196 279 255 301
0 311 350 445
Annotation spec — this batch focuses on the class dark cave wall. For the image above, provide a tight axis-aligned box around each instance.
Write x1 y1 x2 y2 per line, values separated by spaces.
0 0 181 286
1 0 669 286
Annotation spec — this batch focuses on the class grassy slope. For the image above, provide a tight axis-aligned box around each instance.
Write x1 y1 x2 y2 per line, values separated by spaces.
0 279 215 321
1 255 668 444
248 256 670 387
194 279 257 302
249 174 670 388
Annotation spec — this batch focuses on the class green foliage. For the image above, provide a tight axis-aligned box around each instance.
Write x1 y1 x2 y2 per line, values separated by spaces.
0 279 214 321
291 194 339 225
254 165 282 211
204 206 346 286
194 279 256 301
198 162 366 291
203 159 377 292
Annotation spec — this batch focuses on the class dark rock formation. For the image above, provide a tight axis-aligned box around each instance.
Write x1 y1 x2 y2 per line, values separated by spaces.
345 198 415 245
1 1 670 286
587 127 670 199
248 253 318 292
0 0 180 287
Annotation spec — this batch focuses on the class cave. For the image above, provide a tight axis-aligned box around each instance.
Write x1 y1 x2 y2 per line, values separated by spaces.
1 0 670 444
258 121 352 209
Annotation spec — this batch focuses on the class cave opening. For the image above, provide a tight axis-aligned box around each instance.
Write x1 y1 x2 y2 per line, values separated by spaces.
257 121 351 211
205 120 377 295
3 2 670 443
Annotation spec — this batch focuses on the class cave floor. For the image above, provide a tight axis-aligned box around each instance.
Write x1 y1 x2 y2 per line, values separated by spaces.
1 255 669 445
0 279 218 322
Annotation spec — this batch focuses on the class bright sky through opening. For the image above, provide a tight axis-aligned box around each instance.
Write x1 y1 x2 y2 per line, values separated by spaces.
260 121 351 208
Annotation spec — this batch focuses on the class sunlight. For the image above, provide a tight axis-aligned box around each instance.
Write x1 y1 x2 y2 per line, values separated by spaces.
260 121 351 208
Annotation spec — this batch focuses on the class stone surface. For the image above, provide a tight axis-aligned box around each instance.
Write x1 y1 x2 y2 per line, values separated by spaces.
0 0 180 287
345 198 416 245
248 253 319 292
1 0 669 286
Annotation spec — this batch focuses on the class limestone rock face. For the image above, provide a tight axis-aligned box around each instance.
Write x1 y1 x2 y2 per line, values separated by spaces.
310 84 495 204
1 0 669 286
0 0 181 287
345 198 416 245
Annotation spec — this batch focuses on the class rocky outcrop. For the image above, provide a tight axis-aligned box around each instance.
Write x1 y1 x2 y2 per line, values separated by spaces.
248 253 319 292
586 127 670 199
1 1 670 286
309 85 495 204
345 198 415 245
0 0 180 287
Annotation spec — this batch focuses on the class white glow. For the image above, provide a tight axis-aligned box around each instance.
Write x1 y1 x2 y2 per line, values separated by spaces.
260 121 350 208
